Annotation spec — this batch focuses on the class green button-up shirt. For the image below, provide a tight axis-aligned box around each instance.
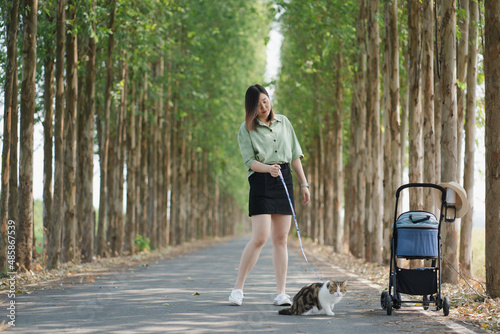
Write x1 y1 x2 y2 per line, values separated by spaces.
238 114 304 177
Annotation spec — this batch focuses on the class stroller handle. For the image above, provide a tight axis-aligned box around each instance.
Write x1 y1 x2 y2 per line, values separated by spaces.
395 183 446 202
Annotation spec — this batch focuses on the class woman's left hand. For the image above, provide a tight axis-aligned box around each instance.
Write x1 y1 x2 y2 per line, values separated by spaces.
301 186 310 205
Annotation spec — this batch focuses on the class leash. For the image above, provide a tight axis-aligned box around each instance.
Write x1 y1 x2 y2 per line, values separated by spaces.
278 170 323 282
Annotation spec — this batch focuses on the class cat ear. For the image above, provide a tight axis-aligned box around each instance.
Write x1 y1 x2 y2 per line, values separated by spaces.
342 280 348 286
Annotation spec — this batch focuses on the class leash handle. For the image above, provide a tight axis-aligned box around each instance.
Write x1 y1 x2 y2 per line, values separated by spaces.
278 170 323 282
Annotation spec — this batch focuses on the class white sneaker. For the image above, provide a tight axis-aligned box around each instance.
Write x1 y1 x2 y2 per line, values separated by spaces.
229 289 244 306
274 293 292 306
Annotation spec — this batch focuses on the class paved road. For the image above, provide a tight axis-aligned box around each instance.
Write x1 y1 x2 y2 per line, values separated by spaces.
4 237 483 333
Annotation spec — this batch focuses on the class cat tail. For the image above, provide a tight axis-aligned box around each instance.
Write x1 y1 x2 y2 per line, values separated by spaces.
278 308 293 315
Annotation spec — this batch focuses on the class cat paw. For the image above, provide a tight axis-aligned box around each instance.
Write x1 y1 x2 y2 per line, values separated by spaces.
326 312 335 316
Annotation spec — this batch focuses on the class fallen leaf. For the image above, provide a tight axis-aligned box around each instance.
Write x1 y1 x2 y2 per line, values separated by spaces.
192 292 200 296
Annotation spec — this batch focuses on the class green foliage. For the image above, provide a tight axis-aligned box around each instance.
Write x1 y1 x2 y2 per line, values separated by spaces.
135 235 151 252
82 0 273 209
275 0 357 150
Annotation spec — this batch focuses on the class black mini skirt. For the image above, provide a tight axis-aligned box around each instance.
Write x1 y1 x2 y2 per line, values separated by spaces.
248 163 295 217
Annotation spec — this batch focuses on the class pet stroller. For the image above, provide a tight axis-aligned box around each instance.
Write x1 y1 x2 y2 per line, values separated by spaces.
381 183 455 316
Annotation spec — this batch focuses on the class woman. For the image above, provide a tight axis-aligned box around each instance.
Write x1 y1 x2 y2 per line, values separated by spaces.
229 84 310 306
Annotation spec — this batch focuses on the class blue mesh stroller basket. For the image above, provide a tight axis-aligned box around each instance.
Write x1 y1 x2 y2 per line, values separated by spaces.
395 211 439 258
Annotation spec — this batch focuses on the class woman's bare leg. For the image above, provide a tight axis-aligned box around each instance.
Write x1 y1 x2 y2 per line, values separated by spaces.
271 214 292 295
233 215 271 290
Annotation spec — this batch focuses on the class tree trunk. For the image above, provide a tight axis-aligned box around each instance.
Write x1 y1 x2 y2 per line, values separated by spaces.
7 62 19 264
47 0 65 269
147 78 158 248
434 0 442 183
8 65 19 265
106 124 116 254
382 2 391 264
157 57 165 247
80 0 96 263
386 0 400 263
0 0 18 273
333 51 343 253
315 88 325 245
42 8 55 258
324 111 334 247
423 0 436 211
97 0 116 257
460 0 478 279
62 0 78 263
134 83 143 240
408 0 423 210
163 59 172 245
440 0 459 284
113 55 127 256
139 73 149 241
367 0 382 264
125 78 136 255
344 96 356 253
456 0 469 181
170 107 180 244
352 0 367 258
201 151 208 240
178 122 187 242
484 0 500 299
17 0 38 271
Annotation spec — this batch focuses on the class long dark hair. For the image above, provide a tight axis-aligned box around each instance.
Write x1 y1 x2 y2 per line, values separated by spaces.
245 84 274 131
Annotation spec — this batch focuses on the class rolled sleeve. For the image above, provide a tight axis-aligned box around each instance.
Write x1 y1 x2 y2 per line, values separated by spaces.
238 123 256 171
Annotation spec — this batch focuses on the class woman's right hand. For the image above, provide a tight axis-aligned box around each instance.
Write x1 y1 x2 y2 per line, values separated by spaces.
268 164 281 178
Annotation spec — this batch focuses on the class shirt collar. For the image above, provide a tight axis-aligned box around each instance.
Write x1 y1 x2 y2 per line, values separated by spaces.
256 116 281 127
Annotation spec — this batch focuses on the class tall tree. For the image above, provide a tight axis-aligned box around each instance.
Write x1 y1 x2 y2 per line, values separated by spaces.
366 0 382 263
17 0 38 271
440 0 459 284
42 4 55 257
79 0 97 263
0 0 19 274
408 0 423 210
125 78 137 255
61 0 78 263
97 0 116 257
8 29 19 268
460 0 478 279
386 0 400 262
111 53 127 256
47 0 65 269
456 0 469 179
484 0 500 299
434 0 442 182
423 0 436 210
352 0 367 258
332 51 343 253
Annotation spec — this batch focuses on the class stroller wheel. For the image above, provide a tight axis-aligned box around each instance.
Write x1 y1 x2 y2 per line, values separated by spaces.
386 295 393 315
393 293 402 309
436 297 443 310
423 295 429 310
381 291 389 309
443 297 450 316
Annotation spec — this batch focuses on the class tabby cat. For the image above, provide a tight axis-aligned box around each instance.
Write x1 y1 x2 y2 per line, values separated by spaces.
278 280 347 316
